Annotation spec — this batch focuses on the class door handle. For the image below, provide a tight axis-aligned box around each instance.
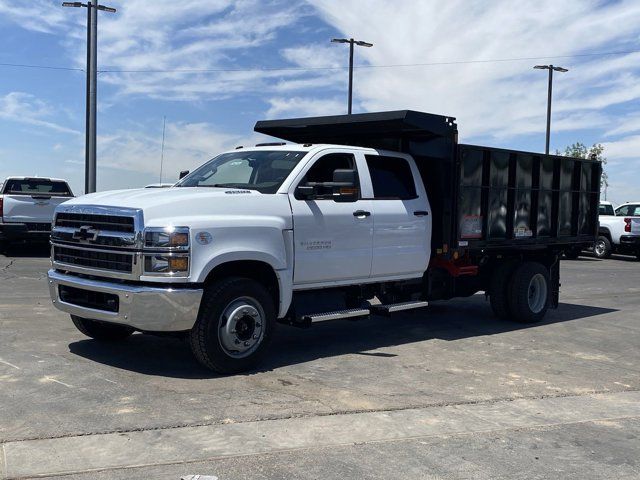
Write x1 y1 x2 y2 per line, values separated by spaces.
413 211 429 216
353 210 371 218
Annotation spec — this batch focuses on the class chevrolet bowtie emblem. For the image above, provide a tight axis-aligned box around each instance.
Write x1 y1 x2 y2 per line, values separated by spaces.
72 225 99 242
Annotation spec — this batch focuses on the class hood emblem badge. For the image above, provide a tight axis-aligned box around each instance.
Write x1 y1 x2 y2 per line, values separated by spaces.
72 225 100 242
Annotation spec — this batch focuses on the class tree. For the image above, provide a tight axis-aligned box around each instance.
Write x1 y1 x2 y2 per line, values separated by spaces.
556 142 608 197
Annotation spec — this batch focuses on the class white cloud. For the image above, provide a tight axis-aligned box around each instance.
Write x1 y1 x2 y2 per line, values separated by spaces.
95 121 242 179
266 97 345 118
0 92 81 135
307 0 640 141
0 0 66 33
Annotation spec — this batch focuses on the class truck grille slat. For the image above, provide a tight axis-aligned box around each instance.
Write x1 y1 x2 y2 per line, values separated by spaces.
55 213 134 233
53 246 133 273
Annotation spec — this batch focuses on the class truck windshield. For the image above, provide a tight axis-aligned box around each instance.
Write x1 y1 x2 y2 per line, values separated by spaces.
2 178 72 196
175 150 307 193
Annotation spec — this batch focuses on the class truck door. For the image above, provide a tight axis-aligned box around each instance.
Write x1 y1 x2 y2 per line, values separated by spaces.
363 154 431 278
289 151 373 285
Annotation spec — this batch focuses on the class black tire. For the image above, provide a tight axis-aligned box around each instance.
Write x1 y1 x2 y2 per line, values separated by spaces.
489 261 517 320
189 277 276 374
71 315 134 341
593 236 612 259
507 262 550 324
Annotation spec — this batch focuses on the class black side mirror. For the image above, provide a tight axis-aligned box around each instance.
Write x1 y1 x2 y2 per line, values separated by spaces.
332 169 356 186
179 170 189 180
332 169 358 202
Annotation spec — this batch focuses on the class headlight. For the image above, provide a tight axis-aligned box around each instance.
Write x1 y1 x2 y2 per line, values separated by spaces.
144 226 190 249
143 227 190 276
144 254 189 274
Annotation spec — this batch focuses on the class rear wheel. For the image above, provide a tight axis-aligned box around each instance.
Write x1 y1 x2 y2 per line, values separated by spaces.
71 315 134 341
189 277 276 374
594 236 612 259
507 262 550 323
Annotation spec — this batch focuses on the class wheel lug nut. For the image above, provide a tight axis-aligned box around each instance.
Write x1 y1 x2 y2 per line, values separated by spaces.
253 334 258 339
244 341 250 346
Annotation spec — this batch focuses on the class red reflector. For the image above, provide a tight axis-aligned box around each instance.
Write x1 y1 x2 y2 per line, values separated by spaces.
624 218 632 232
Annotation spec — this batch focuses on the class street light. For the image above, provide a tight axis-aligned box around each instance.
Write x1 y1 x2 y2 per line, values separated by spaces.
331 38 373 114
62 1 116 194
534 64 569 155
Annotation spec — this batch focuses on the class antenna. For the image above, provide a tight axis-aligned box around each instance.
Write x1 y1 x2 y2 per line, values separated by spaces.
159 116 166 183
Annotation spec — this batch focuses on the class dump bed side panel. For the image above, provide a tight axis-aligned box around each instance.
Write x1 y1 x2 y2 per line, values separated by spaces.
456 144 601 250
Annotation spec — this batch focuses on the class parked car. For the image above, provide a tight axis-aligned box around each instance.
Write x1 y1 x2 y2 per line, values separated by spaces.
596 201 640 259
0 176 74 250
47 110 600 373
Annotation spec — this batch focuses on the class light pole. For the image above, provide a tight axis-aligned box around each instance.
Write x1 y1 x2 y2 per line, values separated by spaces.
534 64 568 155
331 38 373 114
62 1 116 194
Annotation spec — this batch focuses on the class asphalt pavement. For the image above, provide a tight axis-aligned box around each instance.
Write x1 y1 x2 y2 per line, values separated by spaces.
1 244 639 479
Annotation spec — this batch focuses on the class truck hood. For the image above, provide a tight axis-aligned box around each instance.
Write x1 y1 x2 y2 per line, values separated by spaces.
62 187 293 229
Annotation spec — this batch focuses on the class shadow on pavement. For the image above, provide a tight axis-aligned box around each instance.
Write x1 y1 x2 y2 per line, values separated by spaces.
68 297 617 379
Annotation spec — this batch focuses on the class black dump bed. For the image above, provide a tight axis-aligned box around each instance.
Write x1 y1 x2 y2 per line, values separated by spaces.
256 110 601 256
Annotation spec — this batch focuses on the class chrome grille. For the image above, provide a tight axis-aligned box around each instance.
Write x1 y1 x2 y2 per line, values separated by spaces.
55 212 135 233
53 245 133 273
51 206 143 279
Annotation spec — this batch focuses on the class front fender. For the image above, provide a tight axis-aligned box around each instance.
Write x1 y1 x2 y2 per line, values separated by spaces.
191 229 294 318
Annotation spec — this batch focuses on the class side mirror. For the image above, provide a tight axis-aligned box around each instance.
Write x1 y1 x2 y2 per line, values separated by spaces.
179 170 189 180
332 169 358 202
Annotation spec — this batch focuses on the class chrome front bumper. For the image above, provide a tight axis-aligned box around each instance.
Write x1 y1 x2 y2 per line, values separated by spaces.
47 269 202 332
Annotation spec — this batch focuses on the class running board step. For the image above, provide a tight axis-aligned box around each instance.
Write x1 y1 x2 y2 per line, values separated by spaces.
302 308 370 323
370 300 429 315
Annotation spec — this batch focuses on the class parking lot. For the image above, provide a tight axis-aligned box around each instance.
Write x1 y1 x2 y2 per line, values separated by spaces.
1 246 639 479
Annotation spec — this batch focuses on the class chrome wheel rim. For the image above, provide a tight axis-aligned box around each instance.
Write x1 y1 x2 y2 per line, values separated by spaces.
527 273 547 314
595 240 606 256
218 296 265 358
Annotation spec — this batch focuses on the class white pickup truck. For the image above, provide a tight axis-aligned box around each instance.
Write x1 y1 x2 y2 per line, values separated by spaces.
595 201 640 259
0 177 74 249
47 111 600 373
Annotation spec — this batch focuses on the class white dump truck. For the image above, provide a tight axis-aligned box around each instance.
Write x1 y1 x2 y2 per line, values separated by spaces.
47 111 600 373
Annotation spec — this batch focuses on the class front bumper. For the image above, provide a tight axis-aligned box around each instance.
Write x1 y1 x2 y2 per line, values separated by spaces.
47 269 203 332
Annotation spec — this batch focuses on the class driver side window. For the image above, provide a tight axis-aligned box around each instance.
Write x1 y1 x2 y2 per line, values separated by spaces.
296 153 357 200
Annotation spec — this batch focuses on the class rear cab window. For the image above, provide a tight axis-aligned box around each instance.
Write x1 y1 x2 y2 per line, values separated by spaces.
599 204 615 216
365 155 417 199
2 178 73 196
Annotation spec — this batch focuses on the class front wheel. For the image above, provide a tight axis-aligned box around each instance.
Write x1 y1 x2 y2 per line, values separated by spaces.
593 236 612 259
507 262 550 324
71 315 134 341
189 277 276 374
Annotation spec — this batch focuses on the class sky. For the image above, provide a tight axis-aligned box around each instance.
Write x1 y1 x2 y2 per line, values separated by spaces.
0 0 639 205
